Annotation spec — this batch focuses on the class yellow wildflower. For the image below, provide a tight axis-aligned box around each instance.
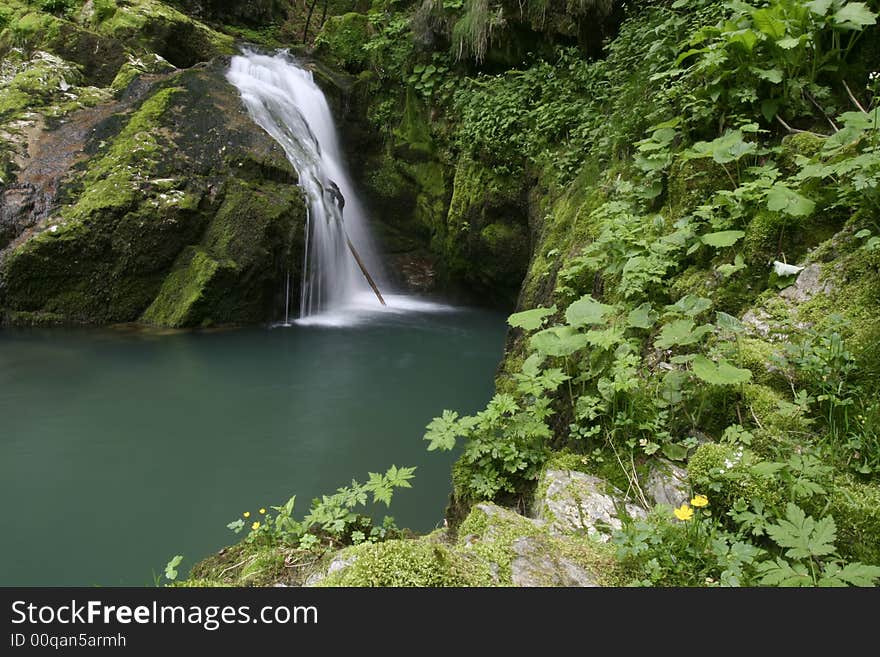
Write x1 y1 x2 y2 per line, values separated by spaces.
251 521 260 531
691 494 709 508
243 511 250 518
259 508 266 514
674 504 694 521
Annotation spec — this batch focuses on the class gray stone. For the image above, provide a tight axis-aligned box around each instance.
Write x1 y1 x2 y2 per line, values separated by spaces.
742 308 773 337
303 553 358 586
534 469 646 541
509 536 598 587
779 263 833 303
645 459 689 508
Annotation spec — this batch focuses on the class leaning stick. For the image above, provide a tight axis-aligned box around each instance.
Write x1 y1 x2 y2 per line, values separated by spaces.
345 234 386 306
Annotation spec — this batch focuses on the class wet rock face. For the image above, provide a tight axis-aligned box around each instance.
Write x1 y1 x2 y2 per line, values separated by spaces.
1 61 306 327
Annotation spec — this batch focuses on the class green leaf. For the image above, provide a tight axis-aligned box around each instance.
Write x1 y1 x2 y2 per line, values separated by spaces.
688 129 757 164
665 295 713 317
627 302 658 329
757 557 813 586
691 355 752 385
727 29 758 52
717 253 746 277
750 67 783 84
820 562 880 587
751 461 786 477
751 8 787 39
702 230 746 248
832 3 877 30
565 295 614 327
424 410 464 451
530 325 590 357
766 503 837 561
805 0 834 16
508 305 557 331
761 99 780 122
662 442 689 461
521 353 545 377
715 311 745 333
385 464 416 489
164 555 184 581
775 36 801 49
766 184 815 216
655 320 713 349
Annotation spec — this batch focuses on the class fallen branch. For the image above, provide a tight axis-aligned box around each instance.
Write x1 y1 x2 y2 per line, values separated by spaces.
805 89 839 132
775 114 824 138
345 235 386 306
843 79 869 114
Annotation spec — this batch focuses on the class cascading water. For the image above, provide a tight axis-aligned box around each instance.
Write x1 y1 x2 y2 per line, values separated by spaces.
226 49 388 324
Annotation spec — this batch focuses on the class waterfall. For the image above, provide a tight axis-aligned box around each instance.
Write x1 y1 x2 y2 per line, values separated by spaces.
226 49 386 322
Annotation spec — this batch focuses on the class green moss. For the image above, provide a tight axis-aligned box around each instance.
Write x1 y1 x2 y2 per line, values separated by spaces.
824 475 880 565
186 540 309 587
394 88 433 155
741 383 810 454
94 0 234 67
109 53 175 94
666 155 729 219
777 132 826 175
142 179 304 328
0 50 83 121
319 539 480 587
738 337 784 387
441 156 529 304
314 12 371 72
141 247 226 327
796 227 880 389
688 442 777 510
519 159 606 310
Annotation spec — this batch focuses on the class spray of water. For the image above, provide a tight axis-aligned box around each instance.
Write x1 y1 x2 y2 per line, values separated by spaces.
227 50 454 327
226 50 385 319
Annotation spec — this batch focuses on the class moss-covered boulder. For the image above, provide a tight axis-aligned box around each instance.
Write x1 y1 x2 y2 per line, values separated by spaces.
0 59 305 327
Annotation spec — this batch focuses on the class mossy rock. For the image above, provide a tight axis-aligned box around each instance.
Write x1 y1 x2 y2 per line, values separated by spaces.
317 538 479 587
1 61 305 327
455 502 621 586
441 156 529 305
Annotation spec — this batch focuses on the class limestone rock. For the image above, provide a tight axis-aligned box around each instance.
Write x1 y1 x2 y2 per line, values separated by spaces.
779 263 833 303
303 553 358 587
534 469 646 541
645 459 689 508
510 537 598 587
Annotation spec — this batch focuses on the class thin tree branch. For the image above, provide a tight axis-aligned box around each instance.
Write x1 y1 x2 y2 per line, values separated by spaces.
805 89 839 132
775 114 824 138
842 79 869 115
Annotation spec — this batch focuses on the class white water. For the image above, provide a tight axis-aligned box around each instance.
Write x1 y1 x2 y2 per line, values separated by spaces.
227 50 443 326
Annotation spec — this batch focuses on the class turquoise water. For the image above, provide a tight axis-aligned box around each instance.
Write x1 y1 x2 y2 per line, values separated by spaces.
0 305 506 585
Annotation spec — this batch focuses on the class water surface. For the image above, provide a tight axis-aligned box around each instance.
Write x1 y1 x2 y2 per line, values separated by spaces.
0 305 506 585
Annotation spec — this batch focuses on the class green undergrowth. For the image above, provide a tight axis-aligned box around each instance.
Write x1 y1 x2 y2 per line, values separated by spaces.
413 0 880 586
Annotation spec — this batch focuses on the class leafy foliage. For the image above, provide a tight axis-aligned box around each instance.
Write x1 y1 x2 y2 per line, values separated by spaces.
226 467 415 550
